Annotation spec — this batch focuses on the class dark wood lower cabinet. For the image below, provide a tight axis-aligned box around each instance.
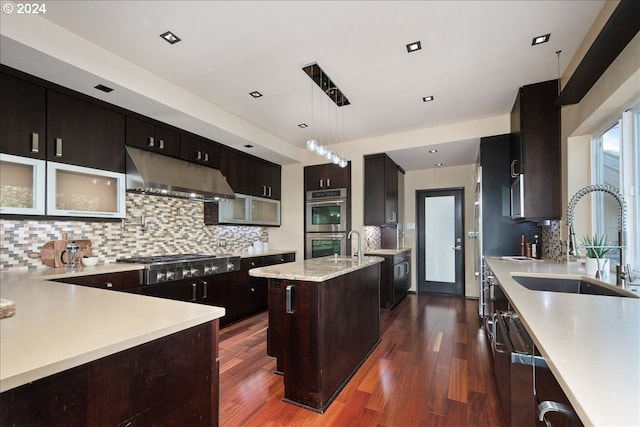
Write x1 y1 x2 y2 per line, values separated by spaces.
267 263 380 412
0 321 219 427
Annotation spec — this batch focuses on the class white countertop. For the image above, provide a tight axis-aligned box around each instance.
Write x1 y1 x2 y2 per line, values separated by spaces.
364 248 412 256
0 267 225 393
484 257 640 427
248 255 384 282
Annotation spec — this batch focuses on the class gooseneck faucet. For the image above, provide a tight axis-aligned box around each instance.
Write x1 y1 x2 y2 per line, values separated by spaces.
348 230 362 263
566 184 630 287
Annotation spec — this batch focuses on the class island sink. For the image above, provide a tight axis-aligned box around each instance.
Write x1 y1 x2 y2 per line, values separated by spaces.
512 275 638 298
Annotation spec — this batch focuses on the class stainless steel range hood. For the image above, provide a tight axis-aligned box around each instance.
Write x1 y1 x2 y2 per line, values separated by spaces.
125 146 235 201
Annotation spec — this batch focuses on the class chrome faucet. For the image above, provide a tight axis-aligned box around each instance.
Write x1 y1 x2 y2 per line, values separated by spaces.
348 230 362 263
566 184 630 287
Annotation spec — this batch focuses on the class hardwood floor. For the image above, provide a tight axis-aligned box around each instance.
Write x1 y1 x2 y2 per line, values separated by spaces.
218 293 506 427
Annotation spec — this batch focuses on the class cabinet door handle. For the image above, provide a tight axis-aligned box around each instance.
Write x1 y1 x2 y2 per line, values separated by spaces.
267 186 272 197
191 282 197 301
202 281 208 299
31 133 39 153
148 136 155 148
159 139 165 150
55 138 63 157
285 284 294 314
105 282 113 288
327 178 330 187
319 179 324 188
204 153 209 162
262 185 267 196
197 150 202 160
538 401 579 426
250 287 255 293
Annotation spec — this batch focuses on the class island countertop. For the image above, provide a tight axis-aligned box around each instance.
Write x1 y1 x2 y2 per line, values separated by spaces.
0 270 225 393
484 257 640 427
248 255 383 282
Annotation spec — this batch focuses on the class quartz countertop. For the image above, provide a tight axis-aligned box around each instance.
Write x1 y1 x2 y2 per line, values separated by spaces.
484 257 640 427
248 255 384 282
0 269 225 393
364 248 411 256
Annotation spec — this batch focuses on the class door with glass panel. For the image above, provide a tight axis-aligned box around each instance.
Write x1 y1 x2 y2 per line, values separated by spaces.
416 188 464 296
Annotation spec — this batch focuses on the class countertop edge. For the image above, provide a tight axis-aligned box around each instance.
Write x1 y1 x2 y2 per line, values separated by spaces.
249 256 384 282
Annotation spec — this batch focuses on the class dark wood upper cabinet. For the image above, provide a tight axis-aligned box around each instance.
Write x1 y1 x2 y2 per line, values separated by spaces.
179 133 220 168
219 146 250 195
0 73 47 159
304 162 350 191
364 153 399 225
250 158 281 200
510 79 561 220
47 90 125 172
126 115 180 158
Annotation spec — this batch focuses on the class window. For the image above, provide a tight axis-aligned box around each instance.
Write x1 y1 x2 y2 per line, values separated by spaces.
592 103 640 272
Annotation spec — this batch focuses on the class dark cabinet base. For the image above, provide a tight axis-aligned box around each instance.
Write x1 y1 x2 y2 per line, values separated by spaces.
267 263 381 412
0 321 219 427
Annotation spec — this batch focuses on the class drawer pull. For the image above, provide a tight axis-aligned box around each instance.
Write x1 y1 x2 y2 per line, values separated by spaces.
285 284 294 314
106 282 113 288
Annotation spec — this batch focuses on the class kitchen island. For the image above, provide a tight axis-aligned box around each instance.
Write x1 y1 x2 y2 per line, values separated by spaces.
484 257 640 427
0 268 225 426
249 255 383 413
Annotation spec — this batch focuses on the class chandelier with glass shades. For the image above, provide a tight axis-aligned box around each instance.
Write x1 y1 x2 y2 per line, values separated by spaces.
302 63 349 168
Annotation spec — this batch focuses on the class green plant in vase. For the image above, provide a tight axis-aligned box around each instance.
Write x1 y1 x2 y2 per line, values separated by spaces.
579 234 611 278
579 234 611 258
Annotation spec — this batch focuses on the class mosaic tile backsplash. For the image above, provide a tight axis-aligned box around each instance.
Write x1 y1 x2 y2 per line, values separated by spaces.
0 193 269 271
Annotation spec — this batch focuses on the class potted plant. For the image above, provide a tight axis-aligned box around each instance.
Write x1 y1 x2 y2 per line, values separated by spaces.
580 234 611 278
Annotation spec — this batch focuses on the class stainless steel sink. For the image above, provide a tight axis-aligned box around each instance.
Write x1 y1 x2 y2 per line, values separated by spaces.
512 275 638 298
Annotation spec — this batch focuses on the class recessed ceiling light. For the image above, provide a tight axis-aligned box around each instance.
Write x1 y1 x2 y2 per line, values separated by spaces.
249 91 263 98
406 41 421 53
298 123 308 128
94 84 113 93
532 33 550 46
435 163 444 167
428 149 438 154
244 144 254 148
160 31 181 45
422 95 434 102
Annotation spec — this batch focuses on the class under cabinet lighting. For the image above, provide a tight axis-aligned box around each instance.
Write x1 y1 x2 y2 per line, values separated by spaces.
422 95 434 102
160 31 181 44
435 163 444 167
249 91 263 98
428 149 438 153
406 41 422 53
298 123 308 128
532 33 550 45
244 144 254 148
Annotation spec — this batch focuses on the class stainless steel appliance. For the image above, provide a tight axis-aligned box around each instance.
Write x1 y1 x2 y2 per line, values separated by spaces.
305 188 348 232
305 233 347 259
117 253 240 285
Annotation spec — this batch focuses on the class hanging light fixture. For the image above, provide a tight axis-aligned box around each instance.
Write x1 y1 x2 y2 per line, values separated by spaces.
302 63 350 168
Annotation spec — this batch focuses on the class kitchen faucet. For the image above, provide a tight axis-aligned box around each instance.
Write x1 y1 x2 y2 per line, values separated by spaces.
566 184 631 288
348 230 363 263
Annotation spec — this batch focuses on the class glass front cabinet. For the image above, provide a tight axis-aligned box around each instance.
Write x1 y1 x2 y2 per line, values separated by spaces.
0 153 46 215
46 162 126 218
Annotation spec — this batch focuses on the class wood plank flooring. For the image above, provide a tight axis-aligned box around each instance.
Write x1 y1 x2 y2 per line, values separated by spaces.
218 293 506 427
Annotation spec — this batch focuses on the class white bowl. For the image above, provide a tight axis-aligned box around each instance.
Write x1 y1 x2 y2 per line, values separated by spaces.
82 256 99 266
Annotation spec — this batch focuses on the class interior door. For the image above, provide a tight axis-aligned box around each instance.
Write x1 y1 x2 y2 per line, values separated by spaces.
416 188 464 295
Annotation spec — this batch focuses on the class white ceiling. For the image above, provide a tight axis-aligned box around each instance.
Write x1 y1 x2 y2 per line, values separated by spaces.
0 1 604 170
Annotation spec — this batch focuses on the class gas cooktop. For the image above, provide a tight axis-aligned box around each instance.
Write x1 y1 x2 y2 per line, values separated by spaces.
117 254 220 264
117 253 240 284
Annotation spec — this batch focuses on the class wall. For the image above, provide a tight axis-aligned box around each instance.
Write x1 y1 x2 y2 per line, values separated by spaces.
0 193 271 270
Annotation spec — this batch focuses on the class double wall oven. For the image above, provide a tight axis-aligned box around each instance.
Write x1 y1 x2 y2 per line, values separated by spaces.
305 188 348 258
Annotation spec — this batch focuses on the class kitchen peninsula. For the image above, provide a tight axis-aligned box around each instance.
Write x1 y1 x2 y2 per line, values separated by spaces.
0 267 224 426
484 257 640 427
249 255 383 413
